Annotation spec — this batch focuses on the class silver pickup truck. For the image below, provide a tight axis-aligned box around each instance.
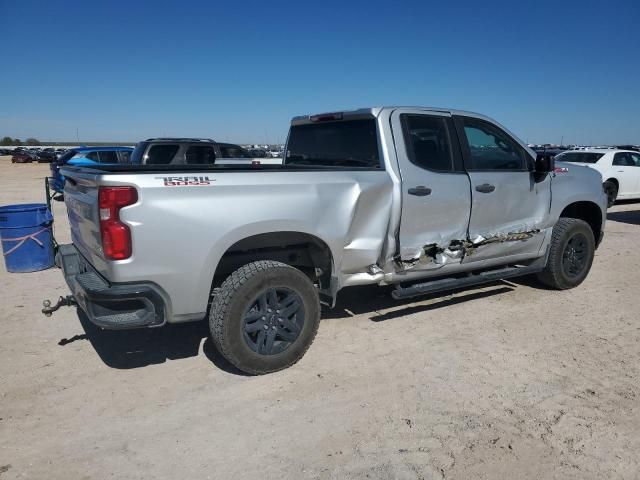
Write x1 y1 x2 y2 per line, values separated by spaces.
52 107 607 374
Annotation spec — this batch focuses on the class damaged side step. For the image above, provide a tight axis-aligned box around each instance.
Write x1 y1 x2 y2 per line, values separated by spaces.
391 265 543 300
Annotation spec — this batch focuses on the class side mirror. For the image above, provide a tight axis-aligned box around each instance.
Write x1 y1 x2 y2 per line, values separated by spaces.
533 153 555 182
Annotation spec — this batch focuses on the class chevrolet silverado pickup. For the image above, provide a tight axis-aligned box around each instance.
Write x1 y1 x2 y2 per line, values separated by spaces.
50 107 607 374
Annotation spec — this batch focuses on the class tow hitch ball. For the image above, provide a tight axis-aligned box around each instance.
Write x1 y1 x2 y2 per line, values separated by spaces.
42 296 77 317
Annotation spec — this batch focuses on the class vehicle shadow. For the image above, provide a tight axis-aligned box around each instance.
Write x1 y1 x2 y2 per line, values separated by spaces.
322 283 515 321
60 282 519 373
59 309 247 375
607 209 640 226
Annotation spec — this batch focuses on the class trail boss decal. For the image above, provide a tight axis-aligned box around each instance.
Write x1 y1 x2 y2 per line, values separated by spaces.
156 176 214 186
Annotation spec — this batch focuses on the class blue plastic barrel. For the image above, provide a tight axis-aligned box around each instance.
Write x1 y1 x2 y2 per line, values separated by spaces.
0 203 54 272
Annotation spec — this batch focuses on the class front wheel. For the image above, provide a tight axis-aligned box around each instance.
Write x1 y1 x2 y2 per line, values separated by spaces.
536 218 595 290
209 260 320 375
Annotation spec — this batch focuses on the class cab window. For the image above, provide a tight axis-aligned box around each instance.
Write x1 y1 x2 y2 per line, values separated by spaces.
461 118 527 170
401 114 456 172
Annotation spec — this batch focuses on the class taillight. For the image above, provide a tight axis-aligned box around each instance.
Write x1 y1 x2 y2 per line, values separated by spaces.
98 186 137 260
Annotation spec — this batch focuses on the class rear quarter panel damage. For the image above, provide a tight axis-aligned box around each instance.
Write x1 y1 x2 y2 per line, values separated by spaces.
113 170 393 318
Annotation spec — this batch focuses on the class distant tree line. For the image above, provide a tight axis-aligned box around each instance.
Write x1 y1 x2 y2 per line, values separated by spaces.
1 136 133 147
1 136 41 146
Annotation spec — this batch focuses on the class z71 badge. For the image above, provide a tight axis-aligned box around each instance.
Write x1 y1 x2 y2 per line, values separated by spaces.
156 176 214 186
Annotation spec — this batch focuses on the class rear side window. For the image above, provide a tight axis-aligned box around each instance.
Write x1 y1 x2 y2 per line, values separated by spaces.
285 119 380 168
630 153 640 166
145 144 179 164
613 152 635 166
98 151 118 163
219 145 251 158
118 150 131 163
401 114 455 171
461 118 526 170
555 152 604 164
185 146 215 164
85 151 99 162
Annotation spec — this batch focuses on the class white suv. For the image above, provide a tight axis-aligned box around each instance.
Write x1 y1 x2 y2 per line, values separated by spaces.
555 149 640 207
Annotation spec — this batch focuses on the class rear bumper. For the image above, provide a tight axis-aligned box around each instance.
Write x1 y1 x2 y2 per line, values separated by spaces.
57 244 166 329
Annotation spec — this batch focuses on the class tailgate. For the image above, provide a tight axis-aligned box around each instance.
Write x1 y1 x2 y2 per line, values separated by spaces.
61 168 104 269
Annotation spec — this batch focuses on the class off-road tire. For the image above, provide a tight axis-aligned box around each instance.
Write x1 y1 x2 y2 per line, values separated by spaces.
603 180 618 208
536 218 595 290
209 260 320 375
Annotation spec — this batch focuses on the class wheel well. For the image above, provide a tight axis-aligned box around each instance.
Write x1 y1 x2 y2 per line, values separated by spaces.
560 201 602 246
604 178 619 189
212 232 334 289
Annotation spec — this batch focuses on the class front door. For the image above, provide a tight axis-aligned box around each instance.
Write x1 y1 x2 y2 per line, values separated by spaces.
455 115 551 264
391 109 472 271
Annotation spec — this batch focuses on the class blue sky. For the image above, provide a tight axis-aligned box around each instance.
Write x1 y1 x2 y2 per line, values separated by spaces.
1 0 639 144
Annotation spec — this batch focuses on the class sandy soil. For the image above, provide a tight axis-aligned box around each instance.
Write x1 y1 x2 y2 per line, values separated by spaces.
0 159 639 480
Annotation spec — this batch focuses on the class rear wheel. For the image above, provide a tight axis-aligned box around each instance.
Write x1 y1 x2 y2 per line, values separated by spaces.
603 180 618 208
209 260 320 375
536 218 595 290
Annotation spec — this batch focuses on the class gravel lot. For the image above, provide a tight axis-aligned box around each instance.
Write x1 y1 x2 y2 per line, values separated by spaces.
0 159 639 480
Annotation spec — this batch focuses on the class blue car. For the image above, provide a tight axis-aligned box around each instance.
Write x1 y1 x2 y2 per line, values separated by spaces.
49 146 134 193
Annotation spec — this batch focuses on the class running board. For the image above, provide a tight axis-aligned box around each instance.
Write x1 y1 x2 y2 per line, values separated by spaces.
391 265 543 300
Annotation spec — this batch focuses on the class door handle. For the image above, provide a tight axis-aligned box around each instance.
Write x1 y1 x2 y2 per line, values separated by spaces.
408 186 432 196
475 183 495 193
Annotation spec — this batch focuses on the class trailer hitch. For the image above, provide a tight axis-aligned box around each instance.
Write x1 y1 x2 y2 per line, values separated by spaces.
42 295 77 317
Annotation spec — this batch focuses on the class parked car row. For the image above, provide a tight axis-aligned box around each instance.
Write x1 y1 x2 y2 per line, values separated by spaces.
8 147 68 163
47 138 284 193
49 146 135 193
8 137 638 210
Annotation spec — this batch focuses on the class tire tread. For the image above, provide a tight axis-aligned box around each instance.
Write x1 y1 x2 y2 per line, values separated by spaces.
209 260 319 375
537 218 594 290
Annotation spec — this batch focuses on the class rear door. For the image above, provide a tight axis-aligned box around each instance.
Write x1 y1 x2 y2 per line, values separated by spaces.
455 115 550 264
612 152 640 196
391 109 472 269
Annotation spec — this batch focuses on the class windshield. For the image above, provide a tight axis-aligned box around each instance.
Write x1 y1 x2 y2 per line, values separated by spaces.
285 119 381 168
555 152 604 164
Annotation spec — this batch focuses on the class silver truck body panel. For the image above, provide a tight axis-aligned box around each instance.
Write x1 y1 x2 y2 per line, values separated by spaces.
65 169 394 319
62 106 608 324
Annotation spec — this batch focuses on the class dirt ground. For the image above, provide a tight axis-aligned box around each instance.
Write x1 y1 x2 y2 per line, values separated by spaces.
0 159 638 480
